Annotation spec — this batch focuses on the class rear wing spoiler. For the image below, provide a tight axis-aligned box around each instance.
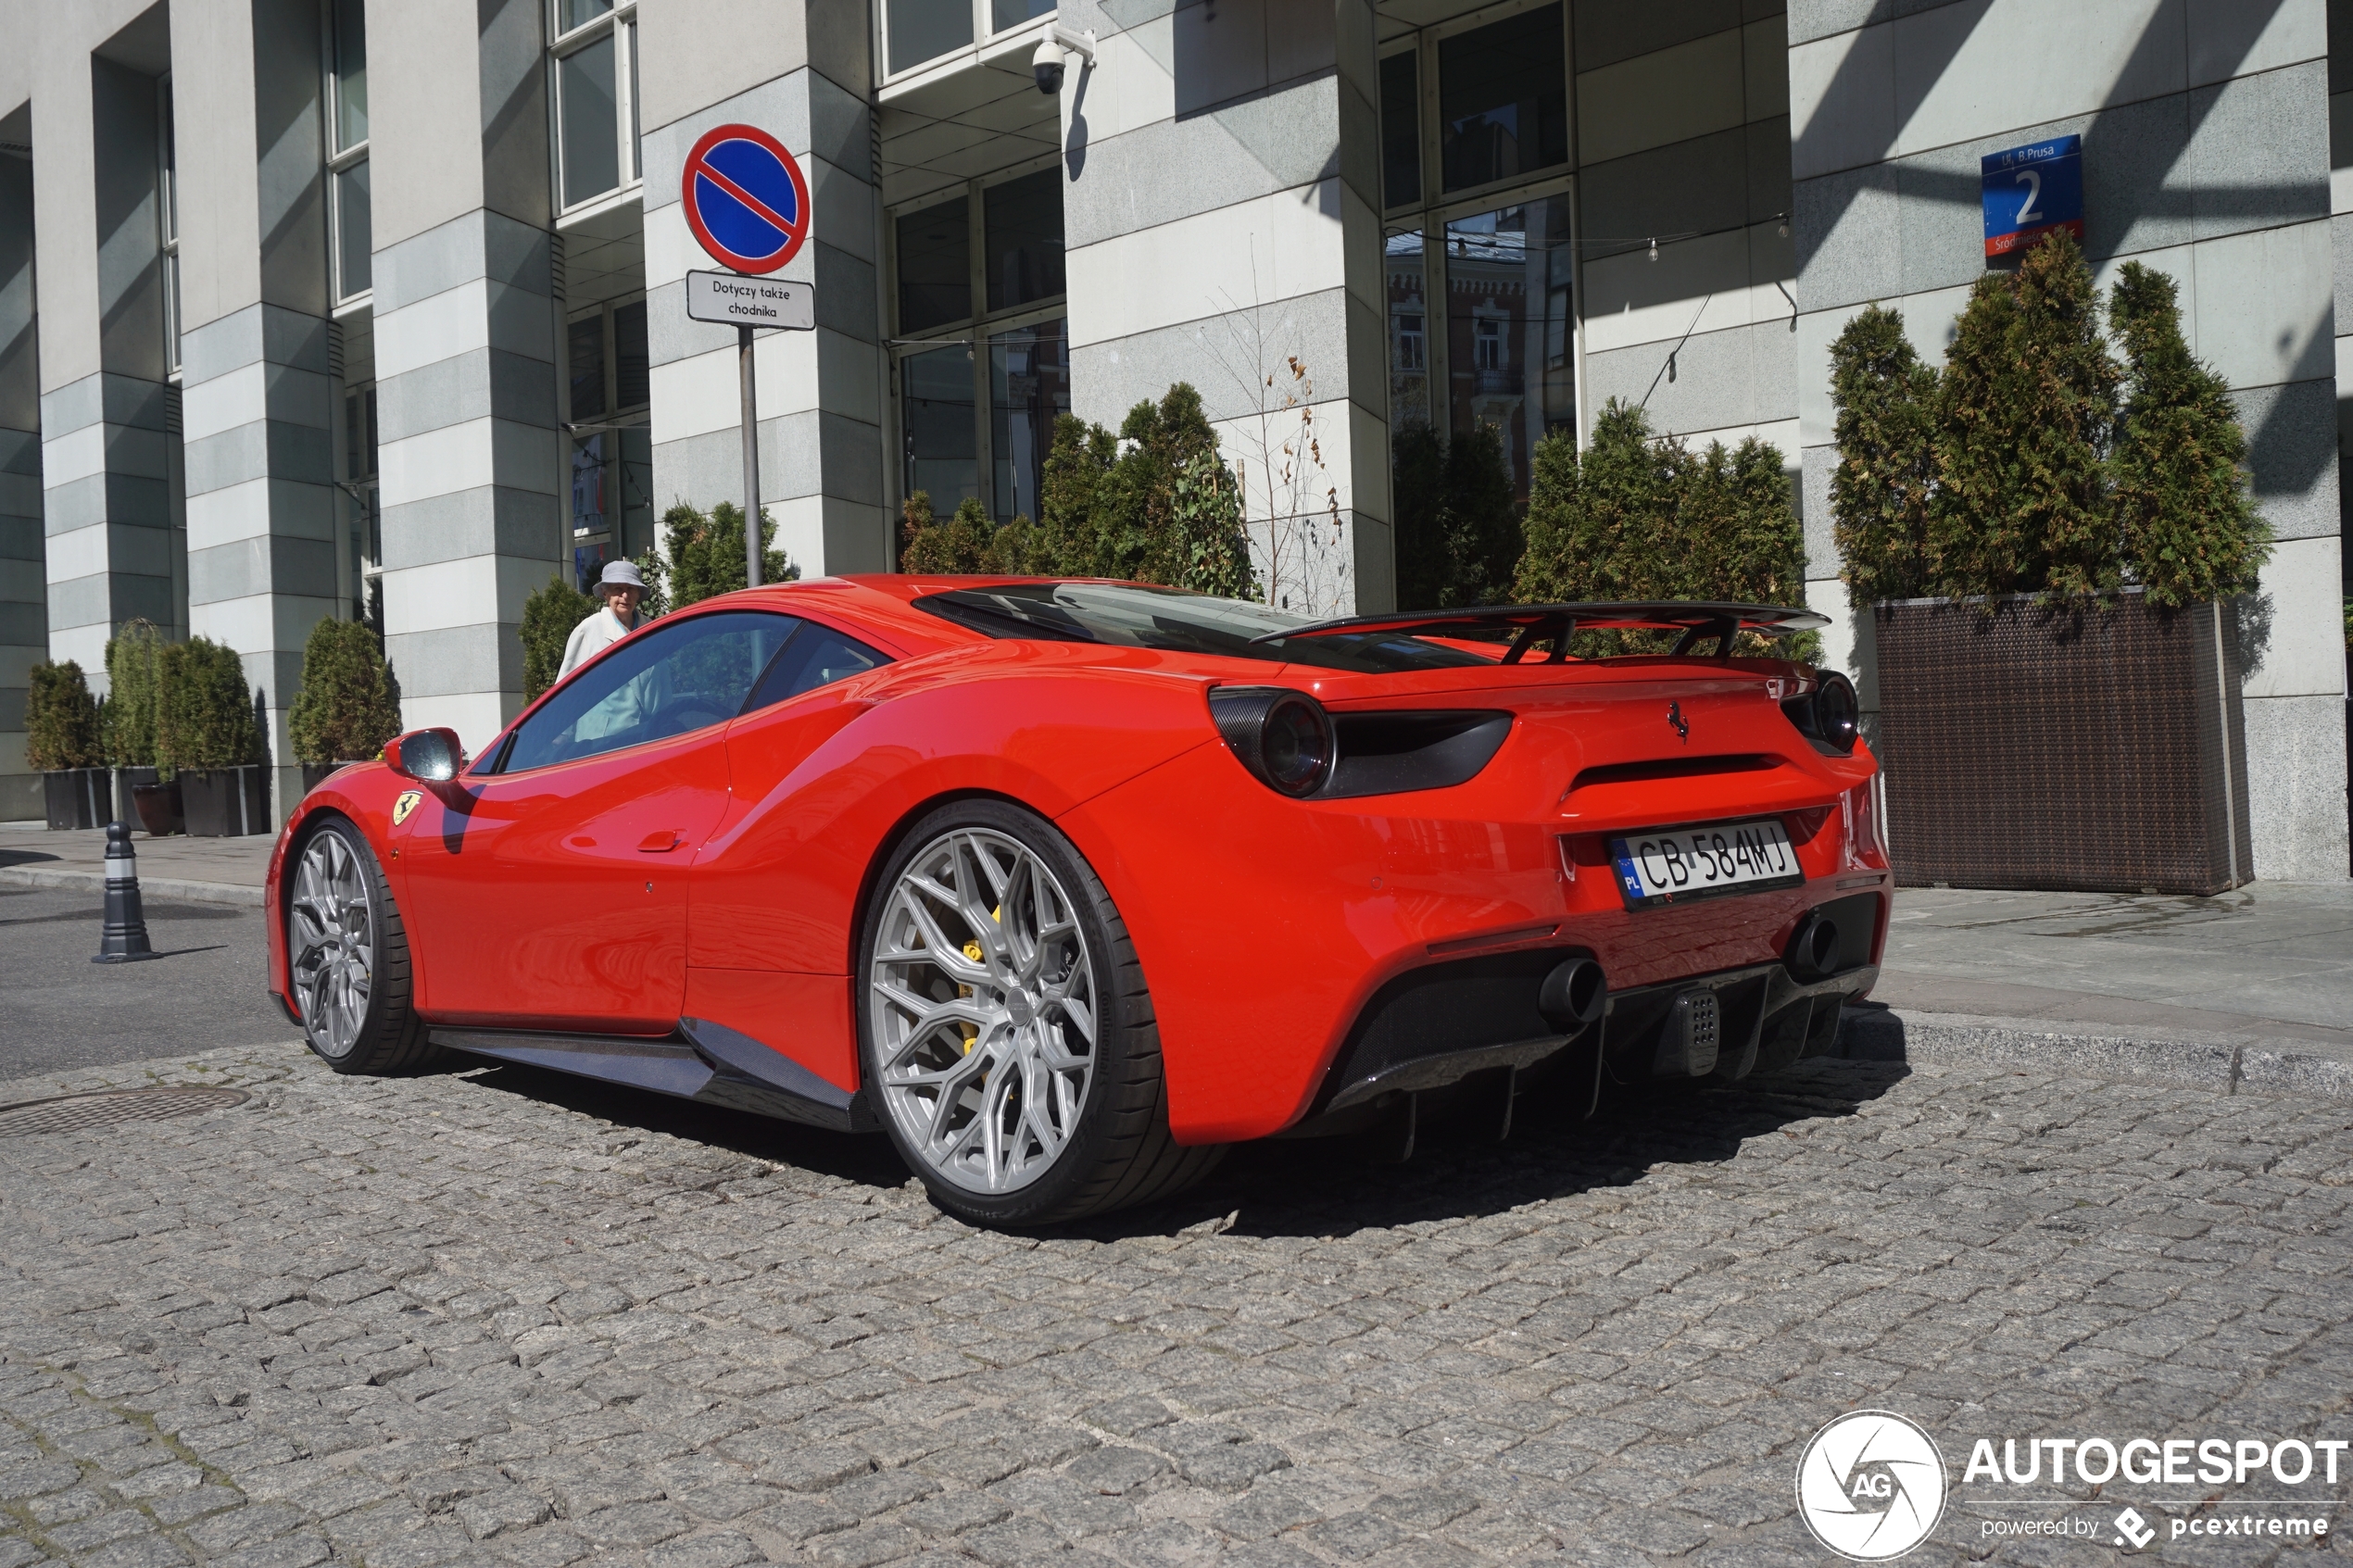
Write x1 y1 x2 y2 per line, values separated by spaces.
1252 601 1830 663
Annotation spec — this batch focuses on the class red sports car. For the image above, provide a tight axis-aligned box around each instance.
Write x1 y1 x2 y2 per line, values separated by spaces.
267 579 1890 1225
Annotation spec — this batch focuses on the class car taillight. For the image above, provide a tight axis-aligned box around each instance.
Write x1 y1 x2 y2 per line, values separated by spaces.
1843 773 1889 870
1780 671 1859 756
1208 686 1335 797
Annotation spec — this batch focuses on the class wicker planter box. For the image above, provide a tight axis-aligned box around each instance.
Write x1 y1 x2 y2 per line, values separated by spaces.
181 766 271 837
42 769 107 830
1873 592 2253 896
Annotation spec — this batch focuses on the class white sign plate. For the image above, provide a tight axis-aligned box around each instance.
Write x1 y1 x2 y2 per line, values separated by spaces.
686 270 815 329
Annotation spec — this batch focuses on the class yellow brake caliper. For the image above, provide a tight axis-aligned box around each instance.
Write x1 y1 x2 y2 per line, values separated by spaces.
958 908 1001 1055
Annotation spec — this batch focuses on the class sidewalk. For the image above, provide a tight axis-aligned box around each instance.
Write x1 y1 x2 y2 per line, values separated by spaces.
0 820 274 907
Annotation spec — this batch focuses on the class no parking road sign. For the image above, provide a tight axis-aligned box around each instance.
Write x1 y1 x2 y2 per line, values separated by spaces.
682 123 811 275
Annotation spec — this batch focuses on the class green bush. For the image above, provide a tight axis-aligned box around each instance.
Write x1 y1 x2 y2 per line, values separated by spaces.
157 637 261 774
661 500 795 608
1827 305 1938 603
25 661 103 771
104 621 168 767
521 575 598 702
2108 260 2271 608
1514 400 1812 659
899 492 1000 573
1393 422 1521 610
288 618 404 762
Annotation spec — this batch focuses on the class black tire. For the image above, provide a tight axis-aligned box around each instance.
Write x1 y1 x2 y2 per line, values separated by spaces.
858 798 1224 1227
286 814 440 1074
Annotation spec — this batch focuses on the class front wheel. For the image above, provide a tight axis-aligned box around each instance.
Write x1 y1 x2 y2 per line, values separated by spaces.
287 816 438 1074
859 799 1222 1226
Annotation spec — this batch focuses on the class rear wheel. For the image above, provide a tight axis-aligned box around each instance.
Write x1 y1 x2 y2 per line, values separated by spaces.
859 799 1222 1226
287 816 438 1073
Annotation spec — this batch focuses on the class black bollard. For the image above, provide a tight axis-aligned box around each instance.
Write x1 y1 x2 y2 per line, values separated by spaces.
92 821 160 964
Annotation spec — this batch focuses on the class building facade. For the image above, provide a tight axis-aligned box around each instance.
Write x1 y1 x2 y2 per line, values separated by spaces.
0 0 2345 881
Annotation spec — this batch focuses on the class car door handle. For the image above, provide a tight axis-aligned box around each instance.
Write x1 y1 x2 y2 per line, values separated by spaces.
637 830 685 853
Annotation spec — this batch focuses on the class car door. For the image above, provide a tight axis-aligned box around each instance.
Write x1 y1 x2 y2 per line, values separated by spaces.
395 608 800 1032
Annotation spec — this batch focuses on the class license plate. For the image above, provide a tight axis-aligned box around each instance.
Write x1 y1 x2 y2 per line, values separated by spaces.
1610 818 1803 909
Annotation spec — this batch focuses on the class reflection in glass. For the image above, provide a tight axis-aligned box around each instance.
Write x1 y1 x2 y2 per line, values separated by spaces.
888 0 974 75
1379 52 1419 208
558 0 613 32
626 20 641 179
1438 6 1566 194
897 198 970 332
984 169 1064 314
159 79 176 242
990 0 1055 31
1386 232 1429 433
335 160 371 298
614 301 648 409
990 320 1069 523
903 346 979 509
1444 198 1575 503
333 0 367 149
569 315 607 420
559 32 620 207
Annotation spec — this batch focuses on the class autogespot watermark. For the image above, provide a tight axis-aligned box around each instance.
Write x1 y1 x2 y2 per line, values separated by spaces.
1794 1414 2341 1559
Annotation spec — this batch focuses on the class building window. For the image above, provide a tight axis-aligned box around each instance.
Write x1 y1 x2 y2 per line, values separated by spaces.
552 0 640 214
1437 6 1567 195
1444 198 1575 497
885 0 1056 81
565 295 653 590
1379 52 1420 210
326 0 371 302
892 166 1066 525
158 76 180 373
343 383 380 626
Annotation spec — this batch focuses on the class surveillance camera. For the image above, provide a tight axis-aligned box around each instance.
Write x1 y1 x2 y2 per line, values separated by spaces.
1032 38 1065 94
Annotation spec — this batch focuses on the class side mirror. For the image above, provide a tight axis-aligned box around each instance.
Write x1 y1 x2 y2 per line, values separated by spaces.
384 728 464 782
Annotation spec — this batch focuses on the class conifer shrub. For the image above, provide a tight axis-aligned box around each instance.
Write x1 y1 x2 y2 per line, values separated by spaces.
103 621 169 767
661 500 795 608
1392 422 1520 610
1827 305 1938 602
288 618 404 763
520 576 597 701
157 637 262 774
2108 261 2271 608
25 661 103 771
899 492 1000 573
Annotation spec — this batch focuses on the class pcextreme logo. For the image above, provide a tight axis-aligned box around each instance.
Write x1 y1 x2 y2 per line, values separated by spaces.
1795 1411 1947 1561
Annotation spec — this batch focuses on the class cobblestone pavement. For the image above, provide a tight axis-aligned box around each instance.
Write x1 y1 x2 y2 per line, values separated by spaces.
4 1045 2352 1568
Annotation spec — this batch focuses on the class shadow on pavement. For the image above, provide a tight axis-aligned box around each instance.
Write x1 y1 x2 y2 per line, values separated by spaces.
440 1048 1910 1238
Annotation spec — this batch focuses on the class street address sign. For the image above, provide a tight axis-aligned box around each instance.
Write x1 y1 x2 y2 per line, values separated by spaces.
682 123 811 275
686 270 814 330
1982 133 2082 258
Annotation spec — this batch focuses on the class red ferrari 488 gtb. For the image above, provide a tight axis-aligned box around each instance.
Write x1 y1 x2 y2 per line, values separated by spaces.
267 579 1891 1225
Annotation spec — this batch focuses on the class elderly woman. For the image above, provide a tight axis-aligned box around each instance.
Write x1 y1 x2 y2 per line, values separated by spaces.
559 559 648 679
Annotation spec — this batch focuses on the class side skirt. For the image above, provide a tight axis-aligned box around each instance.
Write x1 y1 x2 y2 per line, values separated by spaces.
431 1022 877 1135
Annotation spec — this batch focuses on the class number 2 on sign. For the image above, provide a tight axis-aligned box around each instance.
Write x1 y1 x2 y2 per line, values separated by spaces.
2013 168 2044 225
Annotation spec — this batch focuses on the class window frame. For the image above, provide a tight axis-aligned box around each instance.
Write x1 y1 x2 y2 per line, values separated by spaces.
549 0 642 223
321 0 372 310
886 155 1068 527
561 290 655 589
158 74 180 377
875 0 1058 90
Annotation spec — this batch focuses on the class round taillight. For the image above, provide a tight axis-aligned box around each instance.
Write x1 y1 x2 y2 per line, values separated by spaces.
1207 687 1336 798
1814 671 1859 754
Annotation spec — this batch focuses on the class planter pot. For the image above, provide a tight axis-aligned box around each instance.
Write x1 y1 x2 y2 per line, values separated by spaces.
43 769 108 831
299 760 369 796
132 781 184 838
115 766 161 829
180 766 271 837
1872 591 2253 897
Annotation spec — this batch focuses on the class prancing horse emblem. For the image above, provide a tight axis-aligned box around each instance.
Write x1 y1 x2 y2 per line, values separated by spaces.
393 789 423 825
1667 701 1690 744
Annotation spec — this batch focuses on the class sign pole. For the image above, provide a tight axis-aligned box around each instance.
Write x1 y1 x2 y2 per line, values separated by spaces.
739 322 761 589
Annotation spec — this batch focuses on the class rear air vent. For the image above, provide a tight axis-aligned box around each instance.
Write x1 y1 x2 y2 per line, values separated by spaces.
1568 754 1775 792
1325 710 1512 799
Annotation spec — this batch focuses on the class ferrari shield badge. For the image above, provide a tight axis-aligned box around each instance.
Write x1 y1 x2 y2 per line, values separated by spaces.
392 789 423 825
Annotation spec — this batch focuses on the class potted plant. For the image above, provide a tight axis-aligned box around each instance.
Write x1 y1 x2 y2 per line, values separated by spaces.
288 616 404 793
104 621 180 835
158 636 269 836
1829 233 2270 895
27 660 107 829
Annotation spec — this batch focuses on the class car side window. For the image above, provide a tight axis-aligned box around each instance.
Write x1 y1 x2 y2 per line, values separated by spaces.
501 611 801 772
742 623 889 715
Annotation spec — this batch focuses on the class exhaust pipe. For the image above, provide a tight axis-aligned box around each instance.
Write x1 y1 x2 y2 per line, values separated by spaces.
1538 957 1606 1034
1785 910 1842 982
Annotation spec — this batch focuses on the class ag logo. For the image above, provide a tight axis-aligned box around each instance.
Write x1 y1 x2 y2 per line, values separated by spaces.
1794 1411 1946 1562
392 789 423 825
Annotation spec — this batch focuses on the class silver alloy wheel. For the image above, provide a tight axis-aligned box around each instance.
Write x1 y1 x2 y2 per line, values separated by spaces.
289 831 374 1060
871 826 1099 1195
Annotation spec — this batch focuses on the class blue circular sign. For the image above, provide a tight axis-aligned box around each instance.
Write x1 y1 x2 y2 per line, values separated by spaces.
681 124 811 276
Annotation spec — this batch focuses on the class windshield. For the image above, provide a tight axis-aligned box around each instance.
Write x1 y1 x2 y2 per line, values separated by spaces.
912 583 1494 673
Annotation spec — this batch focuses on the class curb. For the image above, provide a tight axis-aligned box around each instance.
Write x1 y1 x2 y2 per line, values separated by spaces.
1839 1006 2353 1100
0 865 265 909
